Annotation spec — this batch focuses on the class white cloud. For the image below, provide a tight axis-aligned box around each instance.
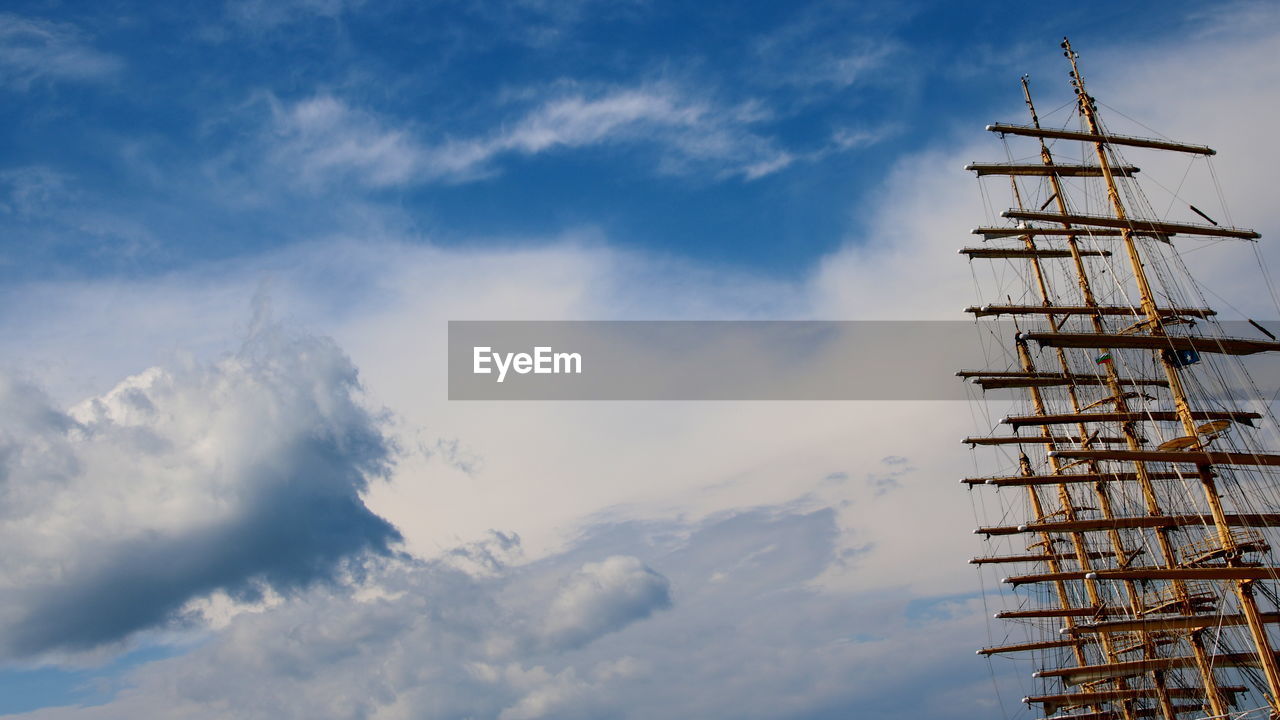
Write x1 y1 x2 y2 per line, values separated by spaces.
3 8 1280 717
265 86 794 189
0 14 121 89
6 14 1277 699
224 0 366 30
830 125 898 151
0 166 71 216
1 508 996 720
812 142 984 320
541 556 671 650
269 95 426 189
821 44 898 88
435 87 792 180
749 6 904 94
435 0 650 51
0 320 399 660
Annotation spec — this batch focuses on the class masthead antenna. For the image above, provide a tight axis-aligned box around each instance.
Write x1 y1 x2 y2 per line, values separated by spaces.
1019 74 1040 129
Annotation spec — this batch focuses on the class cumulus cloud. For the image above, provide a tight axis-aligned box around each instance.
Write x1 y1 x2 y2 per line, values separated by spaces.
0 14 121 89
812 143 982 320
2 507 994 720
4 11 1277 718
541 555 671 650
0 234 990 595
0 321 400 659
265 86 794 189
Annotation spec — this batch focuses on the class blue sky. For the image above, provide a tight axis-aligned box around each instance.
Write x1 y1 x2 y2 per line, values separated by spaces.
3 2 1280 719
0 0 1221 280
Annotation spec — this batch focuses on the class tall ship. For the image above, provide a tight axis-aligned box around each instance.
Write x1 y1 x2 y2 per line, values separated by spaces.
961 38 1280 720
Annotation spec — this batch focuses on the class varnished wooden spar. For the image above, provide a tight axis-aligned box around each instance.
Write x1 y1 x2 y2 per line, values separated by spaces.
966 304 1215 318
1031 706 1203 720
977 638 1095 656
957 366 1054 379
1065 612 1280 635
959 246 1112 259
963 435 1128 446
1000 570 1107 585
1003 208 1260 239
1036 653 1264 686
961 472 1183 487
955 370 1058 378
972 227 1165 240
970 550 1117 564
1086 567 1280 582
965 162 1139 177
1003 410 1260 429
986 122 1216 155
995 606 1128 619
956 370 1167 383
959 373 1168 390
976 512 1280 536
1025 687 1246 716
1025 331 1280 355
972 377 1159 390
1004 564 1262 586
1050 448 1280 467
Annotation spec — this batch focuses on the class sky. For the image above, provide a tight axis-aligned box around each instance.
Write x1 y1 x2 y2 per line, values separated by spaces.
2 1 1280 718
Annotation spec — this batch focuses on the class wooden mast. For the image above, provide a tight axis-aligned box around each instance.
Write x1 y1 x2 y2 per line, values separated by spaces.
1018 70 1219 719
1062 35 1280 714
1005 155 1149 720
1011 332 1136 719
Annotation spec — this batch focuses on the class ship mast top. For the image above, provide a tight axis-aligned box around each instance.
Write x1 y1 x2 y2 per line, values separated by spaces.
1019 74 1040 129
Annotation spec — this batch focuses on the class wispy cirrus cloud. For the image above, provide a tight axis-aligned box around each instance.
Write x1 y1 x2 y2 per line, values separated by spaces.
264 85 795 189
0 14 122 90
267 94 424 189
749 2 906 94
430 87 793 181
787 41 901 91
225 0 357 29
0 166 72 216
458 0 650 49
830 124 900 151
